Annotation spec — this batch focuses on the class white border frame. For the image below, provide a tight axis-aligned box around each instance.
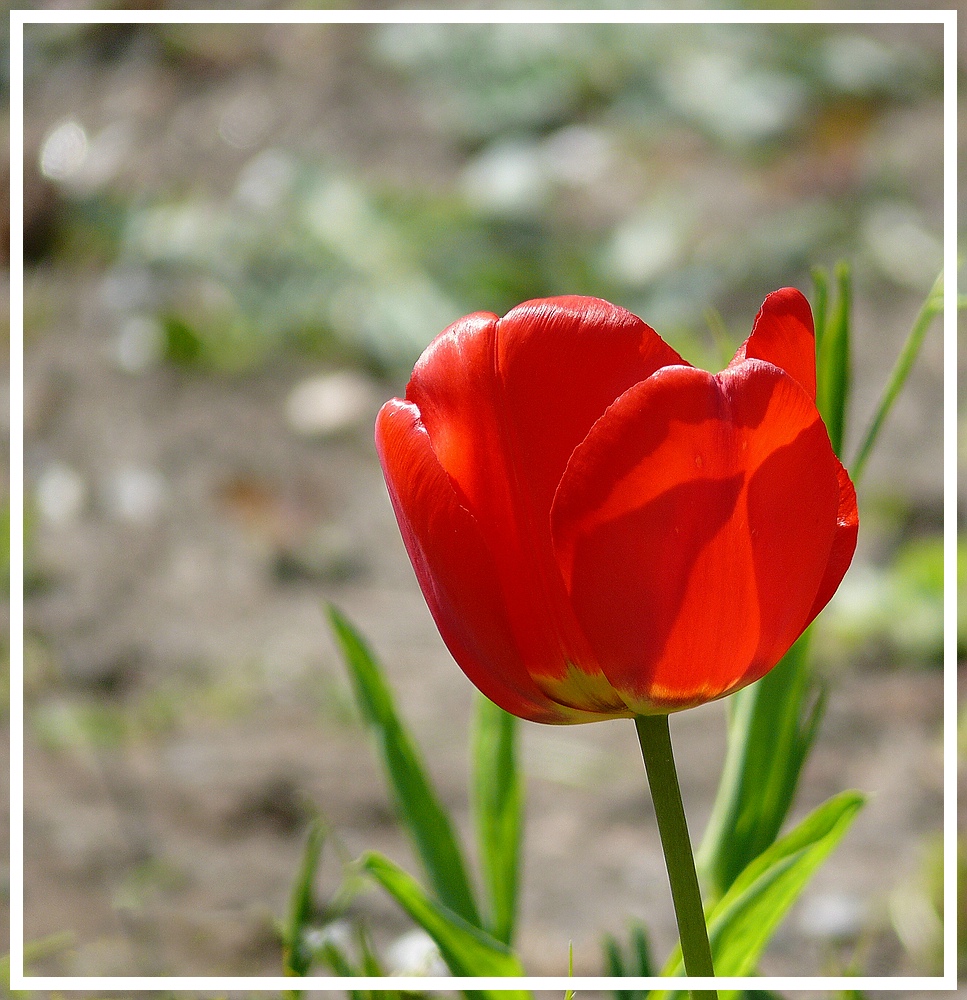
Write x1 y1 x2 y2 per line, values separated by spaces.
9 7 958 993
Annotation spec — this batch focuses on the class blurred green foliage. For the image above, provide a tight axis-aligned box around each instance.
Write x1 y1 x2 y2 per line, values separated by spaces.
824 532 943 667
2 933 75 994
25 21 943 375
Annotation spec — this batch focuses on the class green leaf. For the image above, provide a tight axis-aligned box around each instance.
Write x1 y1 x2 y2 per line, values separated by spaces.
318 939 357 977
814 261 852 460
361 852 529 987
603 932 624 977
162 314 204 366
629 920 654 977
317 925 388 980
283 819 326 977
356 925 387 976
663 791 865 982
811 265 829 358
603 918 653 996
697 631 824 900
3 933 74 994
564 941 576 1000
851 269 943 484
472 695 522 945
327 605 481 927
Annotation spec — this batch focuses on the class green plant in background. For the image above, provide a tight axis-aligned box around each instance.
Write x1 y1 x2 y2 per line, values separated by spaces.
281 608 527 993
282 266 943 986
331 608 525 980
25 23 942 382
2 934 75 996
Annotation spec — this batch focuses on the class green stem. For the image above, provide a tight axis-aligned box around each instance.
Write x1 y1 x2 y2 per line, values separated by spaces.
850 269 943 485
635 714 716 995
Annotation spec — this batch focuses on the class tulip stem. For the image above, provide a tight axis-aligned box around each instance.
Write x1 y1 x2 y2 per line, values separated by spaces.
634 714 716 993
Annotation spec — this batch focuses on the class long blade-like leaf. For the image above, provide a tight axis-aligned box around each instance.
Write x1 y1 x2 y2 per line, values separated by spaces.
663 791 865 982
851 270 943 484
472 695 522 946
811 265 829 359
361 852 529 986
697 631 824 900
283 820 326 977
815 261 852 460
602 918 653 995
328 605 480 927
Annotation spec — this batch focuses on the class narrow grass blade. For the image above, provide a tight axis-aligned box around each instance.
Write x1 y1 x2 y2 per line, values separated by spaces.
564 942 576 1000
814 262 852 459
361 852 529 985
602 919 653 995
663 791 865 982
316 923 390 980
328 605 481 927
603 932 624 976
282 819 326 977
318 939 357 976
851 270 944 484
811 265 829 358
697 631 824 901
356 926 386 976
630 920 655 977
472 695 522 945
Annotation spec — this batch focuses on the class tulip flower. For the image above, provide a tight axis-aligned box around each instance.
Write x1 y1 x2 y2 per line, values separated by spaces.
375 289 858 726
376 288 859 981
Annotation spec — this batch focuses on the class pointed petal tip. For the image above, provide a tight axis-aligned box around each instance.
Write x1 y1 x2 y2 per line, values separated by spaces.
375 397 421 458
754 288 816 353
730 287 817 401
762 285 813 318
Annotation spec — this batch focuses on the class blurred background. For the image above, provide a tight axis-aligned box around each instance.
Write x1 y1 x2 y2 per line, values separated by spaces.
15 11 947 982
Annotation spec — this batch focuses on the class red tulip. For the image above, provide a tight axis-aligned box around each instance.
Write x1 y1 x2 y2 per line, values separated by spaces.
376 290 858 724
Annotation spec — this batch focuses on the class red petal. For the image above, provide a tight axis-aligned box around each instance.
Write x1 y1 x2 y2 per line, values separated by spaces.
403 297 686 696
406 297 686 525
552 361 842 711
729 288 817 401
494 296 687 517
404 310 503 524
403 311 579 682
375 398 600 724
807 463 859 621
